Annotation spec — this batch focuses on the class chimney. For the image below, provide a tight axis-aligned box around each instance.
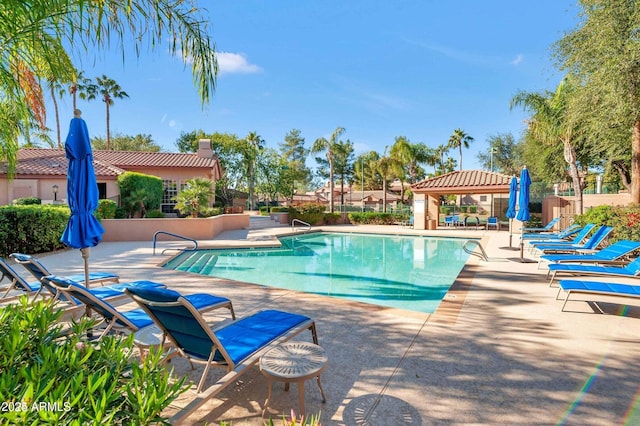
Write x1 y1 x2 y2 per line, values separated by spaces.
197 139 213 159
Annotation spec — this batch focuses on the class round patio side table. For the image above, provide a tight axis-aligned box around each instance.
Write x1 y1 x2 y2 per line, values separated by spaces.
260 341 328 417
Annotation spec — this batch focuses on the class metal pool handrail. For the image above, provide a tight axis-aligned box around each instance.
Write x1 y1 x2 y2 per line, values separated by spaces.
462 239 488 262
153 231 198 255
291 219 311 232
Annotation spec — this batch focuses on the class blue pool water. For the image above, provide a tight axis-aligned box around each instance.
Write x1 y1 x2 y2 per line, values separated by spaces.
163 232 472 313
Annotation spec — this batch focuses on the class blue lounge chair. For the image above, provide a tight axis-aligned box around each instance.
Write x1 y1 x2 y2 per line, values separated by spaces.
43 275 235 339
10 252 119 286
540 240 640 269
527 224 595 248
521 217 561 232
0 257 165 304
486 216 498 230
547 256 640 286
444 215 459 227
521 223 580 240
531 225 611 254
0 257 42 299
557 279 640 312
124 285 318 421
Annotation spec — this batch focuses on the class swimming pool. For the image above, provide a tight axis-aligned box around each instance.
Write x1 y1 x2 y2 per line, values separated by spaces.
163 232 472 313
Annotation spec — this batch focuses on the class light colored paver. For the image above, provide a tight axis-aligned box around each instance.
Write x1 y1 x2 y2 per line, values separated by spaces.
31 224 640 425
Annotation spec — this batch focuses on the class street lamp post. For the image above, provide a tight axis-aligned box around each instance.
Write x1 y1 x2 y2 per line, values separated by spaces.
52 184 59 202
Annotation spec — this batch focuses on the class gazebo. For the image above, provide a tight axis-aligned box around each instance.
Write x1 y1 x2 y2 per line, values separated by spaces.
411 170 513 230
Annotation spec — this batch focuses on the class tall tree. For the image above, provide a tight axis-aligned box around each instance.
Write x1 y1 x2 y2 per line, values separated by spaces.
476 133 522 176
376 151 403 213
311 126 345 213
92 133 161 151
47 78 63 148
434 144 450 175
279 129 311 192
85 75 129 150
354 151 382 191
553 0 640 203
511 77 587 214
447 128 474 170
0 0 217 174
244 131 264 210
335 140 355 206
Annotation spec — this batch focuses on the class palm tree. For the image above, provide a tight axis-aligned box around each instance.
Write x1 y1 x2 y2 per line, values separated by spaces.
0 1 217 173
86 75 129 150
311 127 345 213
434 144 450 175
511 77 585 214
390 136 436 203
377 151 402 213
66 70 93 111
448 128 474 170
174 178 214 218
47 78 63 148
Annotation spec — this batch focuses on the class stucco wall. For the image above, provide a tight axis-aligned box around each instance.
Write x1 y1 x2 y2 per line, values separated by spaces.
101 214 249 242
542 193 633 229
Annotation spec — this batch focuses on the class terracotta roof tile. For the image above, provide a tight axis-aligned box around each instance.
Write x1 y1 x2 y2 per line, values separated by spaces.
3 148 220 178
411 170 513 194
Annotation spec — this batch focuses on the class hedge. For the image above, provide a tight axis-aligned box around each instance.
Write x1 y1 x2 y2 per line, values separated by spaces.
0 205 69 256
347 212 401 225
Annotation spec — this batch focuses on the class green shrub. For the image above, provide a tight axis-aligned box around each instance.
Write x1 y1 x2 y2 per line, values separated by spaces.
0 205 69 256
117 171 163 217
0 297 188 424
259 206 270 215
287 206 338 225
573 204 640 244
145 209 165 218
575 205 615 226
13 196 42 205
469 206 477 213
323 212 341 225
94 199 117 220
270 206 289 213
199 207 223 217
607 204 640 243
460 206 468 213
114 207 127 219
347 212 397 225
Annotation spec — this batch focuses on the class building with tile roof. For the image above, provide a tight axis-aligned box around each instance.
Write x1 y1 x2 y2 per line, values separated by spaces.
411 170 514 230
0 140 223 214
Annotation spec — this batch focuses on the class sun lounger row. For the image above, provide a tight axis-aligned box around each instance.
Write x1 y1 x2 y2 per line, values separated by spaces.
534 233 640 313
0 254 320 423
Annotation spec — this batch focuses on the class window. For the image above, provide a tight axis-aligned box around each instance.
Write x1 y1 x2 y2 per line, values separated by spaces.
161 179 178 213
480 195 487 202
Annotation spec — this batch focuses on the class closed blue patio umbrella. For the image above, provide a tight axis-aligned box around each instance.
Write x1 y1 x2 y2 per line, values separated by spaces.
60 110 104 287
516 166 531 261
506 176 518 248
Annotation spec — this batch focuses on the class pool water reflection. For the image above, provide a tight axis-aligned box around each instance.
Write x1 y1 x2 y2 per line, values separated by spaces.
163 232 472 313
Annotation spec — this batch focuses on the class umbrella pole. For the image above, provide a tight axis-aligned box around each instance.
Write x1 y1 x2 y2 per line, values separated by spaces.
81 247 90 288
509 219 513 248
519 224 525 261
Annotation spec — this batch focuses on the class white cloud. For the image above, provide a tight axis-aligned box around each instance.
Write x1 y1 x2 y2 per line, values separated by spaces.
511 54 524 66
216 52 263 75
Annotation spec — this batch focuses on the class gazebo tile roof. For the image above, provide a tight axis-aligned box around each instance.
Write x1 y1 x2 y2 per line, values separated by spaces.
411 170 513 194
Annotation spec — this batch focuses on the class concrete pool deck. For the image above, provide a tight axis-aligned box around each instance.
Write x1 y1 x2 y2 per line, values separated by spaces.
33 224 640 425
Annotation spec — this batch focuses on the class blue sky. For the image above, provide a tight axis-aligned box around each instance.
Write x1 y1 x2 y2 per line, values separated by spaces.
47 1 579 171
